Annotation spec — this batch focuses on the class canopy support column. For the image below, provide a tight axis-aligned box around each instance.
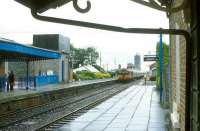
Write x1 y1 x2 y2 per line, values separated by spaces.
160 33 163 102
26 61 29 90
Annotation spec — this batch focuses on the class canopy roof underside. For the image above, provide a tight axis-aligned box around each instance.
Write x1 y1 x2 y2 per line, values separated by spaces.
0 39 61 62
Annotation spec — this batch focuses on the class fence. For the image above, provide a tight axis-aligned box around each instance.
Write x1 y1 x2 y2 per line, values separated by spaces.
0 75 58 91
17 77 36 90
34 75 58 87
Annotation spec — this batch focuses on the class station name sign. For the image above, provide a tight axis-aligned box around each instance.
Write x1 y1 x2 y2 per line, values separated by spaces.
144 55 158 61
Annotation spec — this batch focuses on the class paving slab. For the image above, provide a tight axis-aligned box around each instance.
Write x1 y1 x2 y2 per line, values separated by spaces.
56 83 167 131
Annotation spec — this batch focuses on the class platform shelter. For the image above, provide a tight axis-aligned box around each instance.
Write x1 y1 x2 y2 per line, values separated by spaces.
0 38 61 91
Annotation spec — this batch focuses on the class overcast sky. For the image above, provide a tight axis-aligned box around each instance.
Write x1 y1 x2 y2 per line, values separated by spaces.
0 0 169 71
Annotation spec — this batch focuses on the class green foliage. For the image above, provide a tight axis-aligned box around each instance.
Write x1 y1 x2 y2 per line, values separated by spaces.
73 70 112 81
86 47 99 65
73 72 78 81
156 42 169 88
76 70 96 80
156 76 160 88
95 72 111 79
156 42 169 65
70 44 99 69
107 71 116 77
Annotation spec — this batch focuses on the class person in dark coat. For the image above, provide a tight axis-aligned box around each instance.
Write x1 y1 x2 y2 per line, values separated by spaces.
6 72 9 91
8 71 15 91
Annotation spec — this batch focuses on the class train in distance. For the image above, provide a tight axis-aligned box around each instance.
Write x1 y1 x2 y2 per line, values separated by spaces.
117 68 144 82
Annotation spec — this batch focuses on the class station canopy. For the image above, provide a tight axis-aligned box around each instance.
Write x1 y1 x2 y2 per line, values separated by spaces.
14 0 169 13
0 38 61 62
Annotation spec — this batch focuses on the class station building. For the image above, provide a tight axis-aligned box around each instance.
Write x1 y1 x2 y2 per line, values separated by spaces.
0 34 71 89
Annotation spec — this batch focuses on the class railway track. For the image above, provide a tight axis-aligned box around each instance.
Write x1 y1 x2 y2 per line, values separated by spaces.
0 80 142 131
39 90 117 131
39 81 145 131
0 83 118 127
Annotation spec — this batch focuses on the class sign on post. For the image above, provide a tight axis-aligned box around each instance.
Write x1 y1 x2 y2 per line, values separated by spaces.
143 55 158 61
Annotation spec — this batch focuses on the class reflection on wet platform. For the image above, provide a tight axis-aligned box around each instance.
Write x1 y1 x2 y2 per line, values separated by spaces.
56 85 167 131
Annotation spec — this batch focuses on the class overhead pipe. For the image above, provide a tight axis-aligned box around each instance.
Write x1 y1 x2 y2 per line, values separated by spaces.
31 10 189 36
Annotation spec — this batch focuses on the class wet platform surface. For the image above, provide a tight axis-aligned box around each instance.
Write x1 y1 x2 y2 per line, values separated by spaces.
57 85 167 131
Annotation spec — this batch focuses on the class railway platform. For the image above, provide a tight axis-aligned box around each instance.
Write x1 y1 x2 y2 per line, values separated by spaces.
0 78 115 102
56 84 167 131
0 78 116 117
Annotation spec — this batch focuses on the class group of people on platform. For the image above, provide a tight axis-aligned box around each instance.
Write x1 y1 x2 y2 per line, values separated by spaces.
0 71 15 91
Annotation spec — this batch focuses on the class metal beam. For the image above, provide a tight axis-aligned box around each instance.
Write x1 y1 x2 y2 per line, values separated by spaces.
31 10 188 36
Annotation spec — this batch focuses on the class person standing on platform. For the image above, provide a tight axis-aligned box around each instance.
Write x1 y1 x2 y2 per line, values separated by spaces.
144 74 147 85
6 72 9 91
8 71 15 91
